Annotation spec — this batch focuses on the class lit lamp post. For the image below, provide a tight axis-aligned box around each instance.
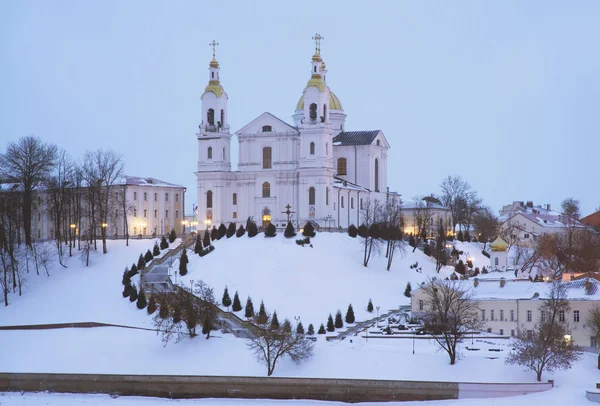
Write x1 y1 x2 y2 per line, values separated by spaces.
204 219 211 233
69 224 76 256
182 220 188 235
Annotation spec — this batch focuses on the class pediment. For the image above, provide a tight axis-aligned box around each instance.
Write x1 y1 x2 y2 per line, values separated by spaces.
235 112 298 136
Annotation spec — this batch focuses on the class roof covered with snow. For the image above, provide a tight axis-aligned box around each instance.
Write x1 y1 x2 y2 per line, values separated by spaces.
116 176 185 189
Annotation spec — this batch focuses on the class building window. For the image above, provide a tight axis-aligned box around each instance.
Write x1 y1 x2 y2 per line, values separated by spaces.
524 233 529 239
326 187 329 205
559 310 565 322
134 208 137 217
326 143 328 155
262 125 272 132
310 142 315 155
374 158 379 192
143 209 147 218
165 193 169 202
262 182 270 198
574 310 580 322
495 257 499 266
376 139 380 146
308 187 315 205
500 310 504 321
165 210 169 218
487 328 492 333
360 198 363 209
208 146 213 159
233 212 237 219
263 147 272 169
419 300 424 311
500 329 504 336
309 103 317 120
481 309 486 320
220 109 224 125
223 147 225 159
337 158 347 175
351 197 354 209
527 310 532 322
133 192 137 200
207 190 213 208
232 193 237 205
175 194 179 202
144 192 147 201
207 108 214 125
510 310 515 321
154 210 157 218
175 210 179 219
541 311 546 323
490 310 495 321
511 330 515 337
341 196 344 208
154 193 157 201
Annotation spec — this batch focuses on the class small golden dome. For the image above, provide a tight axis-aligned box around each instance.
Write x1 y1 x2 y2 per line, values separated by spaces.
490 236 509 252
296 91 343 111
209 58 219 68
312 52 322 62
204 80 224 97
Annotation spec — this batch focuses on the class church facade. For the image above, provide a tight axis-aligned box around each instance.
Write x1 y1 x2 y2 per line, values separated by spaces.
195 37 397 230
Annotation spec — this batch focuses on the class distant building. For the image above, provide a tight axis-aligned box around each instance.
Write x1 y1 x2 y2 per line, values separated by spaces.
581 210 600 232
401 199 452 237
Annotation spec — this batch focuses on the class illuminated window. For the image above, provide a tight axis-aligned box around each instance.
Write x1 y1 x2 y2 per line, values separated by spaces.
262 182 270 198
337 158 347 175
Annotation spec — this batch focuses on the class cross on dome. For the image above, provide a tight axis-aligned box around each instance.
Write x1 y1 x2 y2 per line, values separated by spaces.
312 33 324 54
209 40 219 59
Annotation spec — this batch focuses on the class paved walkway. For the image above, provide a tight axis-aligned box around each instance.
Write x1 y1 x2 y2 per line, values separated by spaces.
333 305 411 341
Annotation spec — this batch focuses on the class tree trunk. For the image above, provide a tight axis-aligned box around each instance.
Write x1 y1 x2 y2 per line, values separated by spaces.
536 370 542 382
23 190 32 247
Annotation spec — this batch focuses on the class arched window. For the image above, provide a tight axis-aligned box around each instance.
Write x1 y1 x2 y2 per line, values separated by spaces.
207 146 212 159
374 158 379 192
376 139 380 146
223 147 225 159
326 187 329 205
322 104 327 122
309 187 315 205
309 103 317 120
233 193 237 205
314 66 317 73
207 108 214 125
337 158 347 175
262 147 272 169
262 125 272 132
220 109 224 125
310 142 315 155
211 72 214 79
262 182 270 198
206 190 213 208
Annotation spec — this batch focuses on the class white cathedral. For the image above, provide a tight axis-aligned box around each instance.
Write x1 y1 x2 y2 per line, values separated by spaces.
195 36 398 230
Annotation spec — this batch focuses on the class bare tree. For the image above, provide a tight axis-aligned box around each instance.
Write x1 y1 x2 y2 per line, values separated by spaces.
500 219 522 251
247 313 314 376
115 181 134 246
360 198 382 267
506 282 581 381
561 197 580 220
433 218 447 272
439 175 477 233
420 278 482 364
472 206 499 249
35 241 55 276
0 136 57 246
381 199 405 271
411 196 433 253
586 305 600 369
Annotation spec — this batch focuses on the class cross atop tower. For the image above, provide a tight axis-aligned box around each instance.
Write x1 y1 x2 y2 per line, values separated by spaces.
209 40 219 59
312 33 324 54
281 204 296 224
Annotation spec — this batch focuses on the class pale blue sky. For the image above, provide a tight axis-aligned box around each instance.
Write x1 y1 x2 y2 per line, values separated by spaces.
1 1 599 216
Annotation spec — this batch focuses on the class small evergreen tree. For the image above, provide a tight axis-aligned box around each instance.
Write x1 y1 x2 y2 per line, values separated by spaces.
408 235 416 248
222 286 232 310
307 323 315 335
122 268 130 286
232 291 242 312
236 225 246 237
217 223 227 240
482 266 488 274
202 315 213 339
210 226 218 241
247 219 258 238
169 228 177 243
367 298 374 313
265 222 277 237
153 242 160 256
302 222 316 237
318 324 326 334
404 282 412 298
284 221 296 238
455 259 466 275
129 284 138 302
335 310 344 329
347 224 358 237
245 297 255 318
270 311 280 330
257 301 268 324
357 224 368 238
137 254 145 270
194 235 203 254
326 314 335 332
296 322 305 335
282 319 292 333
122 281 133 298
130 263 138 276
147 296 157 314
457 230 464 242
144 249 153 263
179 250 188 276
160 236 169 249
227 222 236 238
203 229 211 247
136 287 147 309
467 259 474 269
345 304 355 324
464 231 471 242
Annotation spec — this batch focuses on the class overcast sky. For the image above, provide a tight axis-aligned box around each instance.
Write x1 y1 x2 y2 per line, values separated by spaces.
1 1 599 216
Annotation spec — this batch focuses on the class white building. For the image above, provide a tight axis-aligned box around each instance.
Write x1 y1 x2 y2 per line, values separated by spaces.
195 37 398 230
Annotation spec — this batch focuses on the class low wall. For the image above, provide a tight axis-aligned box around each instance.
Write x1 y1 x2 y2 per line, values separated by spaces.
0 373 553 403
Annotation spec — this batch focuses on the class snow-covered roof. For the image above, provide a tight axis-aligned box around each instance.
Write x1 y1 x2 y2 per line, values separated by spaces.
401 201 448 211
116 176 185 189
503 212 585 229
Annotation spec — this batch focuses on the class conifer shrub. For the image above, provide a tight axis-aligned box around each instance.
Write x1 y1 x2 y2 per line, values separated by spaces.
367 299 374 313
326 314 335 332
226 222 236 238
202 315 213 338
284 221 296 238
334 310 344 329
467 259 473 269
455 259 466 275
347 224 358 238
179 250 188 276
257 301 268 324
203 229 211 247
345 304 355 324
222 286 232 310
270 311 280 330
122 281 133 298
457 230 464 242
404 282 412 298
217 223 227 240
296 322 305 335
194 235 203 254
295 236 310 246
169 228 177 243
408 235 416 248
160 236 169 250
282 319 292 333
129 284 138 302
147 296 157 314
210 226 218 241
307 323 315 335
122 269 131 286
144 249 153 263
247 220 258 238
302 222 316 237
236 225 246 238
136 287 147 309
482 266 488 274
357 224 368 238
245 297 255 318
232 291 242 312
137 254 145 270
464 231 471 242
481 250 490 258
265 223 277 237
128 263 138 278
153 242 161 256
318 324 326 334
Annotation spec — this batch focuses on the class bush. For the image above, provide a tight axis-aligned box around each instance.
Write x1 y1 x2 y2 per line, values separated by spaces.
247 219 258 238
153 242 160 256
455 260 466 275
284 222 296 238
147 296 157 314
384 326 392 335
172 307 181 324
270 311 280 330
464 231 471 242
160 236 169 250
217 223 227 240
222 286 232 309
335 310 344 329
318 324 326 334
168 228 177 243
199 245 215 257
144 250 153 263
367 299 374 313
122 282 133 298
236 225 246 237
179 250 188 276
482 266 488 274
467 260 473 269
194 235 203 254
129 284 138 302
122 269 131 286
257 301 268 324
158 300 169 319
137 254 145 270
136 287 147 309
203 229 211 247
232 291 242 312
128 263 138 278
457 230 464 242
481 250 490 258
296 322 305 335
326 314 335 332
210 226 218 241
307 323 315 335
295 236 310 246
226 222 236 238
404 282 412 298
409 235 416 248
265 223 277 237
345 304 355 324
302 222 316 237
347 224 358 238
357 224 368 238
245 297 255 318
423 242 432 256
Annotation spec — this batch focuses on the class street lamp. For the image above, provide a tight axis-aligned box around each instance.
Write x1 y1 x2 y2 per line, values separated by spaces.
376 306 380 328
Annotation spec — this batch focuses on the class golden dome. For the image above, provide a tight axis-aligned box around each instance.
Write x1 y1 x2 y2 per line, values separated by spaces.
490 236 509 252
209 58 219 68
296 91 343 111
312 52 322 62
204 80 224 97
